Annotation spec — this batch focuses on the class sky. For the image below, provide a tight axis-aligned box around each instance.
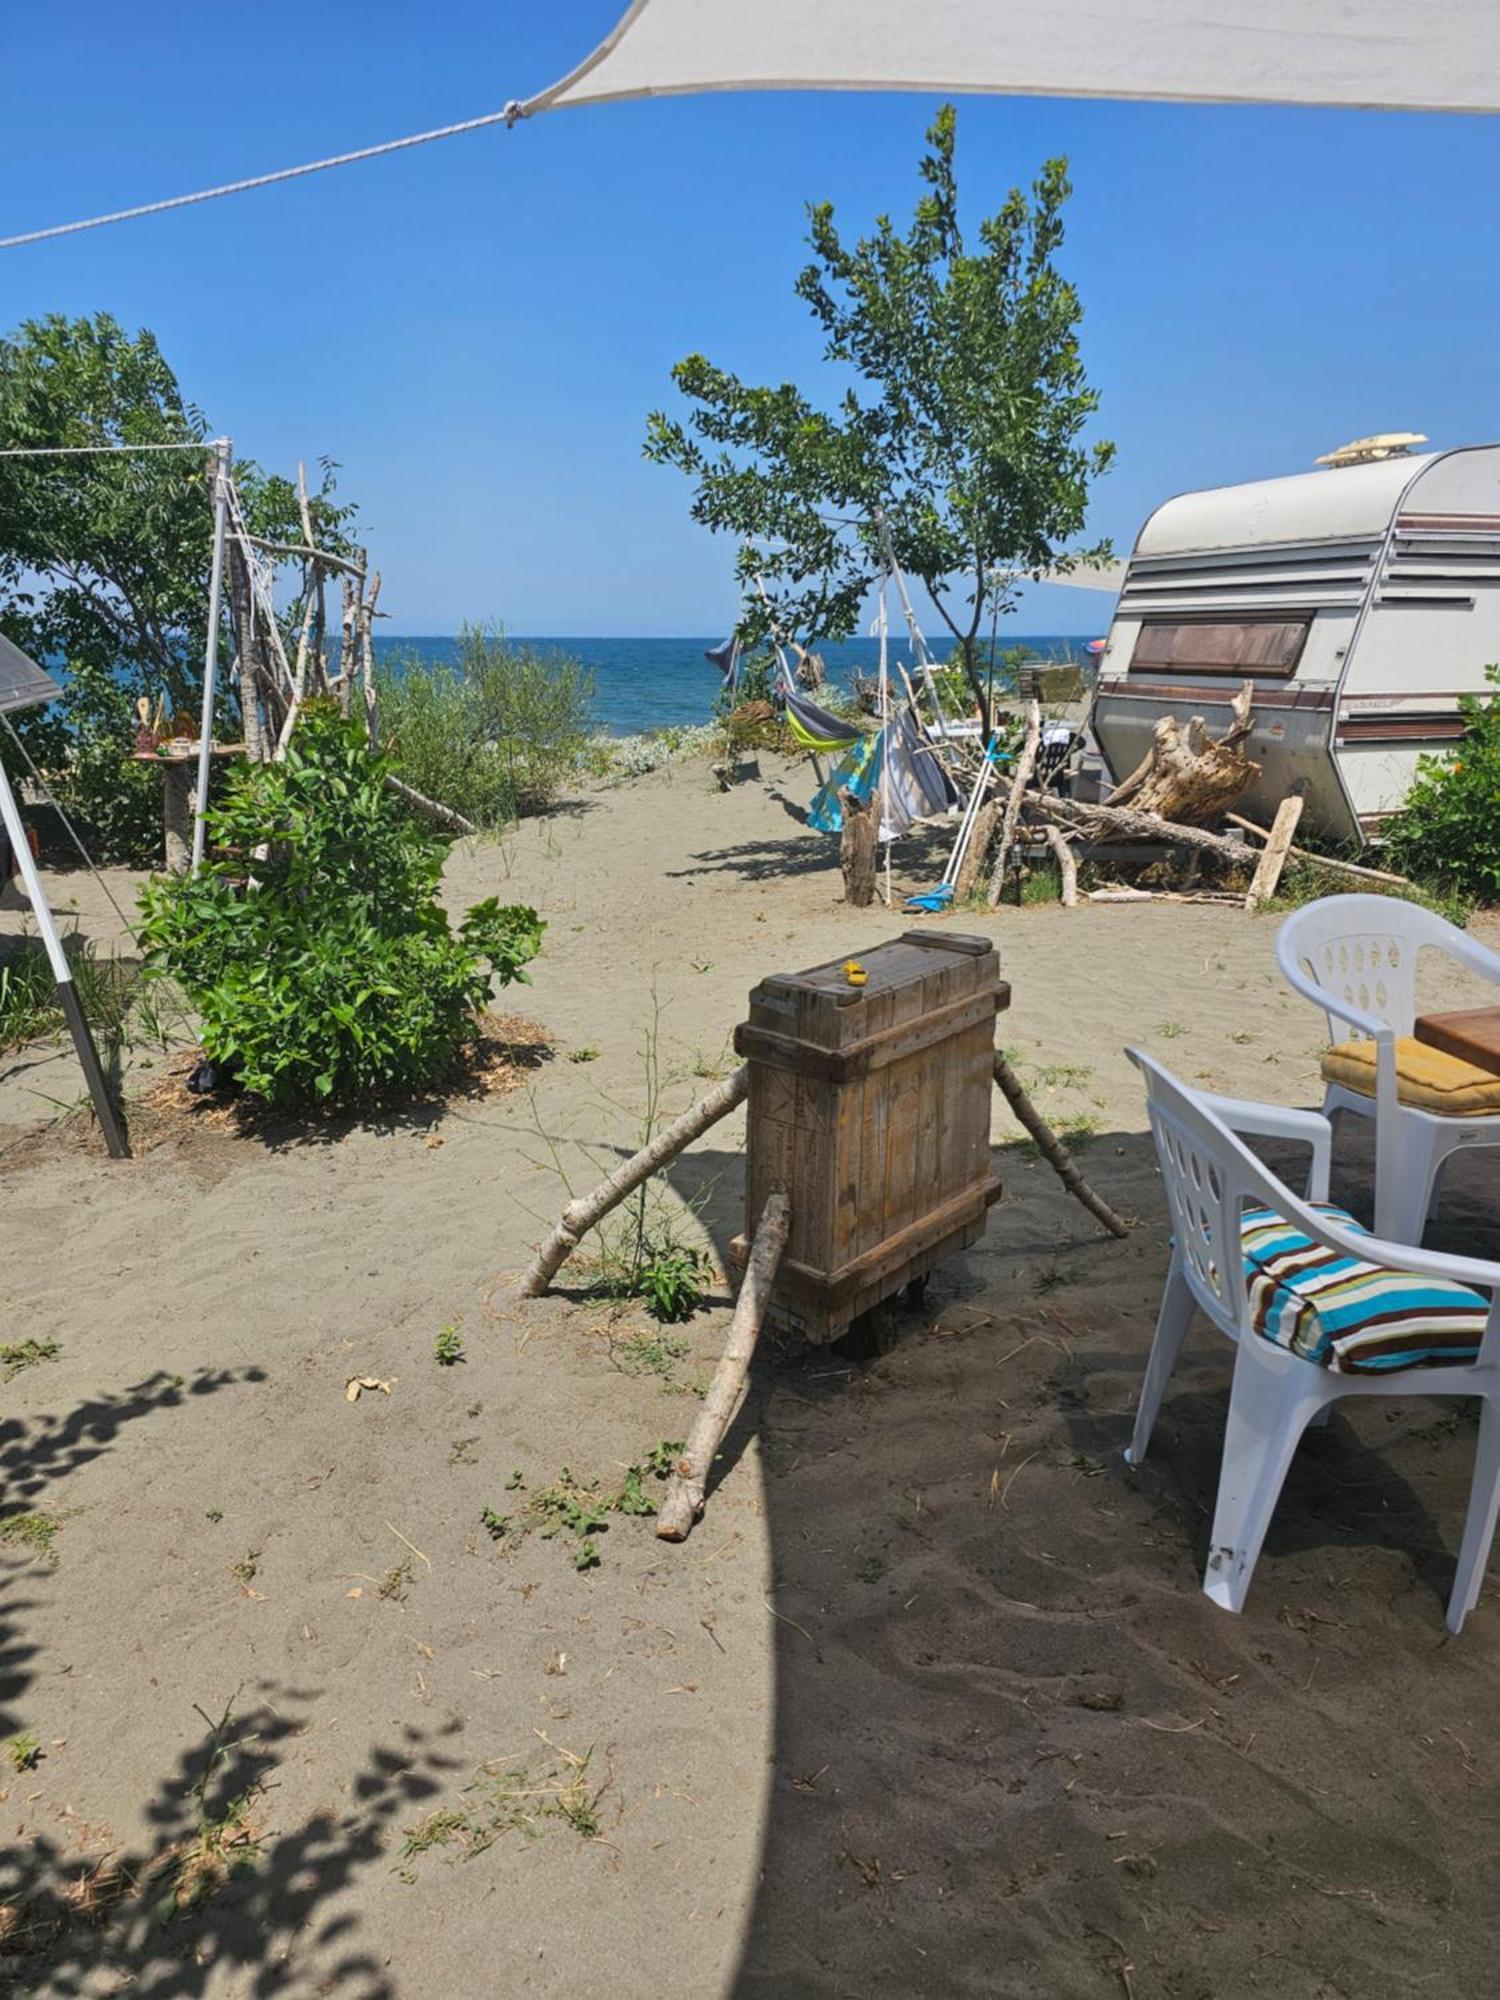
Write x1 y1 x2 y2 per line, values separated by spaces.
4 4 1499 636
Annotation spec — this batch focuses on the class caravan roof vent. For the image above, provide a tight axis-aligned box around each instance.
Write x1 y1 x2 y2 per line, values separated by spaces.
1316 432 1429 469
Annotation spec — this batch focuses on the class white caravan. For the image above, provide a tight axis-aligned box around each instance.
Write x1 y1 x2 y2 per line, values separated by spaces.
1089 442 1500 843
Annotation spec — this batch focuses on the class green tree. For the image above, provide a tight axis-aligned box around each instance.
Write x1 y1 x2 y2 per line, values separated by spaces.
645 107 1114 734
0 313 356 862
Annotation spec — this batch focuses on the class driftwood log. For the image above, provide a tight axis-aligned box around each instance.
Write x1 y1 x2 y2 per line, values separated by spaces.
1104 679 1259 826
1038 793 1260 868
517 1066 750 1297
987 700 1042 905
993 1051 1131 1239
655 1189 791 1541
840 791 877 906
1244 795 1304 911
952 798 999 903
384 773 478 836
1043 824 1079 908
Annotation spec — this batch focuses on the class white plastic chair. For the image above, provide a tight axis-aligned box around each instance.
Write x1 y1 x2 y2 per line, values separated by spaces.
1124 1047 1500 1633
1276 892 1500 1242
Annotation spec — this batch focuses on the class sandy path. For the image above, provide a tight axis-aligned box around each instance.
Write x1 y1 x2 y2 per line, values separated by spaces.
2 755 1499 1996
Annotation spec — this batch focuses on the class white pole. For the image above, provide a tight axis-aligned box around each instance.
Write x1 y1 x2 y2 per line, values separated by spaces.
0 754 128 1155
192 436 232 873
877 578 892 907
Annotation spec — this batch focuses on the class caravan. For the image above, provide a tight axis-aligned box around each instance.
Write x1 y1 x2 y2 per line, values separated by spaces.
1090 440 1500 843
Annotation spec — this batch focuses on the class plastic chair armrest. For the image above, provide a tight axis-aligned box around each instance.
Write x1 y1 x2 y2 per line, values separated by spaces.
1200 1093 1332 1202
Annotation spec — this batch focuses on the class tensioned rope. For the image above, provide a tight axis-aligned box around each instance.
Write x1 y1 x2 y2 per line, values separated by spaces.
0 711 135 935
0 442 212 456
0 105 526 252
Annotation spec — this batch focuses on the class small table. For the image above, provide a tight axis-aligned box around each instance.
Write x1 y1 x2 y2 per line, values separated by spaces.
1415 1007 1500 1075
131 742 246 874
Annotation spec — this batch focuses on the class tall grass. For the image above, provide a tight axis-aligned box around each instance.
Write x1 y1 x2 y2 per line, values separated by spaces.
0 934 143 1052
378 625 595 832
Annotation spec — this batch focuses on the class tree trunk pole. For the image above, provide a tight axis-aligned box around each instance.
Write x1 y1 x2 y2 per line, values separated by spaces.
993 1050 1131 1239
1043 823 1078 907
517 1066 751 1298
656 1190 791 1541
987 700 1041 905
840 791 877 906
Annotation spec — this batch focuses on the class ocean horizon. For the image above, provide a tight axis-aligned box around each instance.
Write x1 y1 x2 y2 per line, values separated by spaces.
373 632 1100 737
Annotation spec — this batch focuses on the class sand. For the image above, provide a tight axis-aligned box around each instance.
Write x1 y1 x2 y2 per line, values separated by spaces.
2 752 1499 1998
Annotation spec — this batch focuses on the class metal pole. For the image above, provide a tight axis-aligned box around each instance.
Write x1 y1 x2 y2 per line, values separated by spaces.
0 755 129 1158
192 436 232 873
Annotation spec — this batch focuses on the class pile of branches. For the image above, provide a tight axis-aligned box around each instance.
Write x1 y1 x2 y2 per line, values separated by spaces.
974 680 1407 909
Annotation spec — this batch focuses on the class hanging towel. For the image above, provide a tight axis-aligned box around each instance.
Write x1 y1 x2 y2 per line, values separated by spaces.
878 709 960 837
783 686 863 754
808 730 880 833
705 634 741 698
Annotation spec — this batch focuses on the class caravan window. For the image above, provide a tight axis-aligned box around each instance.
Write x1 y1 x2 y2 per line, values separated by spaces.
1129 619 1310 678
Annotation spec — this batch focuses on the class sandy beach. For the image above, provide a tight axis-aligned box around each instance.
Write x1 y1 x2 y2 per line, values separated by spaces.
4 752 1500 1998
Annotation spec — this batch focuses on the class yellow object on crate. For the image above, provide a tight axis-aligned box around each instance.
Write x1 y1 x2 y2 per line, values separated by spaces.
843 959 868 987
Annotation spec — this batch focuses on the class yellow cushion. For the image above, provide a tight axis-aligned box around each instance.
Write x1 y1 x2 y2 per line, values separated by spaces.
1322 1036 1500 1115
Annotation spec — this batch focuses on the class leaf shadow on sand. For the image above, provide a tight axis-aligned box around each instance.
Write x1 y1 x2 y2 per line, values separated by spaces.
0 1689 462 1998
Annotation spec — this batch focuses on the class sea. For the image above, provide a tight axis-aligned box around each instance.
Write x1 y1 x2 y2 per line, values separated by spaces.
371 634 1098 738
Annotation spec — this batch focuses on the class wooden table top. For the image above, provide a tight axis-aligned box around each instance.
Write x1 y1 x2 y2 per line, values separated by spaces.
1415 1006 1500 1074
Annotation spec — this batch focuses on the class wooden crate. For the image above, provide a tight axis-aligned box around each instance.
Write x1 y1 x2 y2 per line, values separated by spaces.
732 931 1009 1342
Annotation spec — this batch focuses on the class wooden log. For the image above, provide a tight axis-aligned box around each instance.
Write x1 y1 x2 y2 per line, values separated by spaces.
987 700 1041 904
840 790 877 906
517 1066 751 1298
952 798 999 903
1043 823 1078 907
1105 679 1258 824
383 774 478 836
359 570 382 748
1244 794 1304 911
993 1050 1131 1239
1039 793 1259 867
655 1189 791 1541
1225 812 1413 889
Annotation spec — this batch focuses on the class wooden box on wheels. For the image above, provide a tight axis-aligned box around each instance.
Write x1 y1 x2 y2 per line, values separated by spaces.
732 931 1008 1342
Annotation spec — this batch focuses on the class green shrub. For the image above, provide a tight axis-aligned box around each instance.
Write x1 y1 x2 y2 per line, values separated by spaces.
378 624 595 831
1383 666 1500 903
136 706 544 1110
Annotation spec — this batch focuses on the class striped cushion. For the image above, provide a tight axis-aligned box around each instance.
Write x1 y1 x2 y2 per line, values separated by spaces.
1241 1203 1490 1374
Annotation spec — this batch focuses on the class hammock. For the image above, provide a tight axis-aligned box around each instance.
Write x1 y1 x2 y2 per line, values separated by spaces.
783 686 863 754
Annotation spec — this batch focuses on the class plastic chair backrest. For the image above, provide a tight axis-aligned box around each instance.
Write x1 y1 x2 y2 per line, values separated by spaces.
1273 893 1449 1043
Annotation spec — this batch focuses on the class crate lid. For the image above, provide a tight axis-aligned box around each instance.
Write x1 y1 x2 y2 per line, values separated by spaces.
745 931 1000 1051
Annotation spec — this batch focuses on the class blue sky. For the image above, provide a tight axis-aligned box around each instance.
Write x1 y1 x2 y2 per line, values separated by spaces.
4 4 1498 635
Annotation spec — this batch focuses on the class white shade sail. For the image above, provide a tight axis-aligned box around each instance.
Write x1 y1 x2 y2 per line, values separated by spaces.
524 0 1500 118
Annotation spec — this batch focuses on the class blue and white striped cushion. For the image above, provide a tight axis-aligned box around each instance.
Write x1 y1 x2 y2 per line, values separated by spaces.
1241 1203 1490 1374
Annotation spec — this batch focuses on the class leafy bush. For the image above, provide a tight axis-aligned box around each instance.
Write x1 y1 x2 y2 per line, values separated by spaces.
137 705 544 1109
1383 666 1500 902
378 625 595 830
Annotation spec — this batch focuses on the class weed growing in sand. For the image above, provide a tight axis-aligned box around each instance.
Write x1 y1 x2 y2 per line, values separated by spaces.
379 1557 414 1602
520 1448 682 1570
567 1045 600 1064
613 1326 697 1393
434 1324 466 1366
480 1506 510 1541
400 1742 607 1869
1034 1263 1081 1295
230 1549 260 1587
0 1336 59 1380
449 1437 479 1466
1033 1061 1093 1090
1156 1021 1187 1040
632 1244 713 1324
853 1554 888 1584
149 1694 265 1920
7 1732 41 1772
205 1507 223 1525
0 1511 69 1566
504 1468 525 1491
